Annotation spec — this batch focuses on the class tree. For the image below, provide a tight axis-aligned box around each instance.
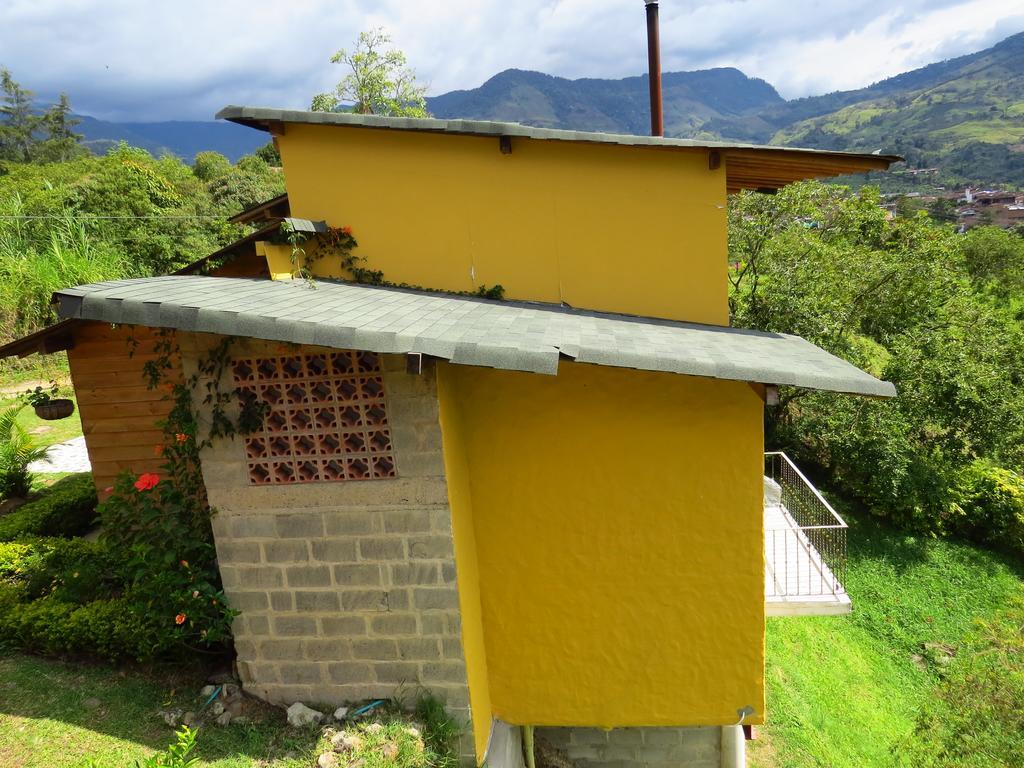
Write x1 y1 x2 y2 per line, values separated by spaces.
254 141 281 167
728 181 1024 537
0 71 83 164
0 68 40 163
37 93 83 163
927 197 957 224
311 29 429 118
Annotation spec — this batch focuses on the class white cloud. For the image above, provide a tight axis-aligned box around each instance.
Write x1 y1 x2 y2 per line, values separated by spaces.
0 0 1021 120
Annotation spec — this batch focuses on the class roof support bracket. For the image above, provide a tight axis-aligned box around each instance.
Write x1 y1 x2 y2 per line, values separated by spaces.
708 150 721 171
499 135 512 155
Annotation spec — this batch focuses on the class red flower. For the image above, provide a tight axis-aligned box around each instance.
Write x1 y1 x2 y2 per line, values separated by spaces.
102 486 113 494
341 225 353 236
133 473 160 491
154 444 164 457
175 613 186 625
175 433 188 444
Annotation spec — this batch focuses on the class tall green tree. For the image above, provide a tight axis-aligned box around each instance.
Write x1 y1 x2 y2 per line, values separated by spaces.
311 28 429 117
38 93 83 162
0 68 39 163
0 71 83 164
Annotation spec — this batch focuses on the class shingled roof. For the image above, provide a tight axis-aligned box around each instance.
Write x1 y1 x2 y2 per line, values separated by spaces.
54 276 895 397
217 106 900 193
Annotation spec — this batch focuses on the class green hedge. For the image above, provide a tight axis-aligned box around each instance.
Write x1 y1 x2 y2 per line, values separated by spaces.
0 537 175 660
0 594 158 660
0 537 117 603
0 473 97 541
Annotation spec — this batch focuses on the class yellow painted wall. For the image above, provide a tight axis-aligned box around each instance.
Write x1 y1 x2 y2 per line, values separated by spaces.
436 367 493 760
275 124 729 325
436 360 765 727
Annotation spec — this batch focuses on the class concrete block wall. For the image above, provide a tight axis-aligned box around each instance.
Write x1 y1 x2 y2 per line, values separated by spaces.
535 726 722 768
178 334 475 762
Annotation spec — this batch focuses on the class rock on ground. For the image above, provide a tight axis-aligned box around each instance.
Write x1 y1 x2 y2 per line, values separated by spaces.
286 702 324 727
331 732 364 752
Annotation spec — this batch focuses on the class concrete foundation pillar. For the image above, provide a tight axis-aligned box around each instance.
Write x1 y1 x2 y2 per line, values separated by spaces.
720 725 746 768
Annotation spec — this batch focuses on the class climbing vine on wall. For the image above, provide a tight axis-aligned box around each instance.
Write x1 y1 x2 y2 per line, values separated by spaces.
96 327 278 654
280 221 506 300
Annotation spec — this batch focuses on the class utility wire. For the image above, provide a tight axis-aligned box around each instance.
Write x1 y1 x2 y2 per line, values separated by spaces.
0 215 230 220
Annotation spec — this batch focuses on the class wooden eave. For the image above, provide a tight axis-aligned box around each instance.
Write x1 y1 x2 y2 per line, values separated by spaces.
227 193 290 225
0 319 77 359
724 149 894 193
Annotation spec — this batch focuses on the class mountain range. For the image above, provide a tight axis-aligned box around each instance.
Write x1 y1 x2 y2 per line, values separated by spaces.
75 30 1024 185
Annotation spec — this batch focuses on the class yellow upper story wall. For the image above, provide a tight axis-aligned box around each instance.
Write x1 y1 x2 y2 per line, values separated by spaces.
275 124 729 325
436 360 766 727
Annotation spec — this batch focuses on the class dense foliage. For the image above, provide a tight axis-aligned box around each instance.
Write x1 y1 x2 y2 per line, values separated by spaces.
0 332 234 662
0 68 285 346
0 472 96 539
0 144 283 343
730 182 1024 556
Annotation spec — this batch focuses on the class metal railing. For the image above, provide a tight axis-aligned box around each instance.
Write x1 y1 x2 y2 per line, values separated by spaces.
764 452 848 598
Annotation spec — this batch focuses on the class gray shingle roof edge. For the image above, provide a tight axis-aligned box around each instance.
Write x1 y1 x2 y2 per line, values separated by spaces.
215 105 902 164
54 276 896 398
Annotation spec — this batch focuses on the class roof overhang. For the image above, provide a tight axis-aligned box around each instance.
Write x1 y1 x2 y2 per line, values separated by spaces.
227 193 290 226
0 319 77 359
53 276 896 398
216 105 899 193
171 221 278 276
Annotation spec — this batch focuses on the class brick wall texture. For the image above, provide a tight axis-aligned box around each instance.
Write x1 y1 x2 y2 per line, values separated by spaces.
536 726 721 768
179 335 474 761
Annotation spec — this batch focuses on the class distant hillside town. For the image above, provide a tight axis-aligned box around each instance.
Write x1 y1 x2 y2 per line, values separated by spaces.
884 186 1024 231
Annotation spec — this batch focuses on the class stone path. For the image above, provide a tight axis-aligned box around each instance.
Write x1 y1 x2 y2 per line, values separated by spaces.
29 436 92 474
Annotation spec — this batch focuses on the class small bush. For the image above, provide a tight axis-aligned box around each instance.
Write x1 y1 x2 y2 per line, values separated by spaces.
135 726 200 768
0 594 157 660
0 536 117 603
99 471 235 653
950 460 1024 557
0 403 48 500
0 473 97 541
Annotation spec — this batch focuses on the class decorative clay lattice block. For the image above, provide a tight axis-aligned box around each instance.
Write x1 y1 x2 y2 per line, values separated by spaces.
234 351 396 485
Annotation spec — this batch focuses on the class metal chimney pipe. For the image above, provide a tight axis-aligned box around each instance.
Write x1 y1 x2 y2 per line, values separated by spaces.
645 0 664 137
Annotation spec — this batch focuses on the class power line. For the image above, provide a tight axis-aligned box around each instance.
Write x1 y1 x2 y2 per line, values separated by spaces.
0 214 230 220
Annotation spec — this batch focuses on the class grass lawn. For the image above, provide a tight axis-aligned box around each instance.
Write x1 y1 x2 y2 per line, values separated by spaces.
0 655 320 768
750 506 1024 767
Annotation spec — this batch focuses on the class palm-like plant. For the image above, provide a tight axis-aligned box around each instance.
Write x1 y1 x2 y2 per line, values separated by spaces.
0 403 49 499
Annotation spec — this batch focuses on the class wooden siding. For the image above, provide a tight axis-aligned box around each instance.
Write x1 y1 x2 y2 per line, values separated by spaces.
68 323 178 495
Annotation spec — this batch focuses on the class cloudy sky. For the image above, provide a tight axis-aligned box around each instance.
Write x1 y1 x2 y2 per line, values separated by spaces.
2 0 1023 122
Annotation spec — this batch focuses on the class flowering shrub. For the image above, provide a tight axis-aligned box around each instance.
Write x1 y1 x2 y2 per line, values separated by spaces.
94 329 236 656
98 439 234 654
